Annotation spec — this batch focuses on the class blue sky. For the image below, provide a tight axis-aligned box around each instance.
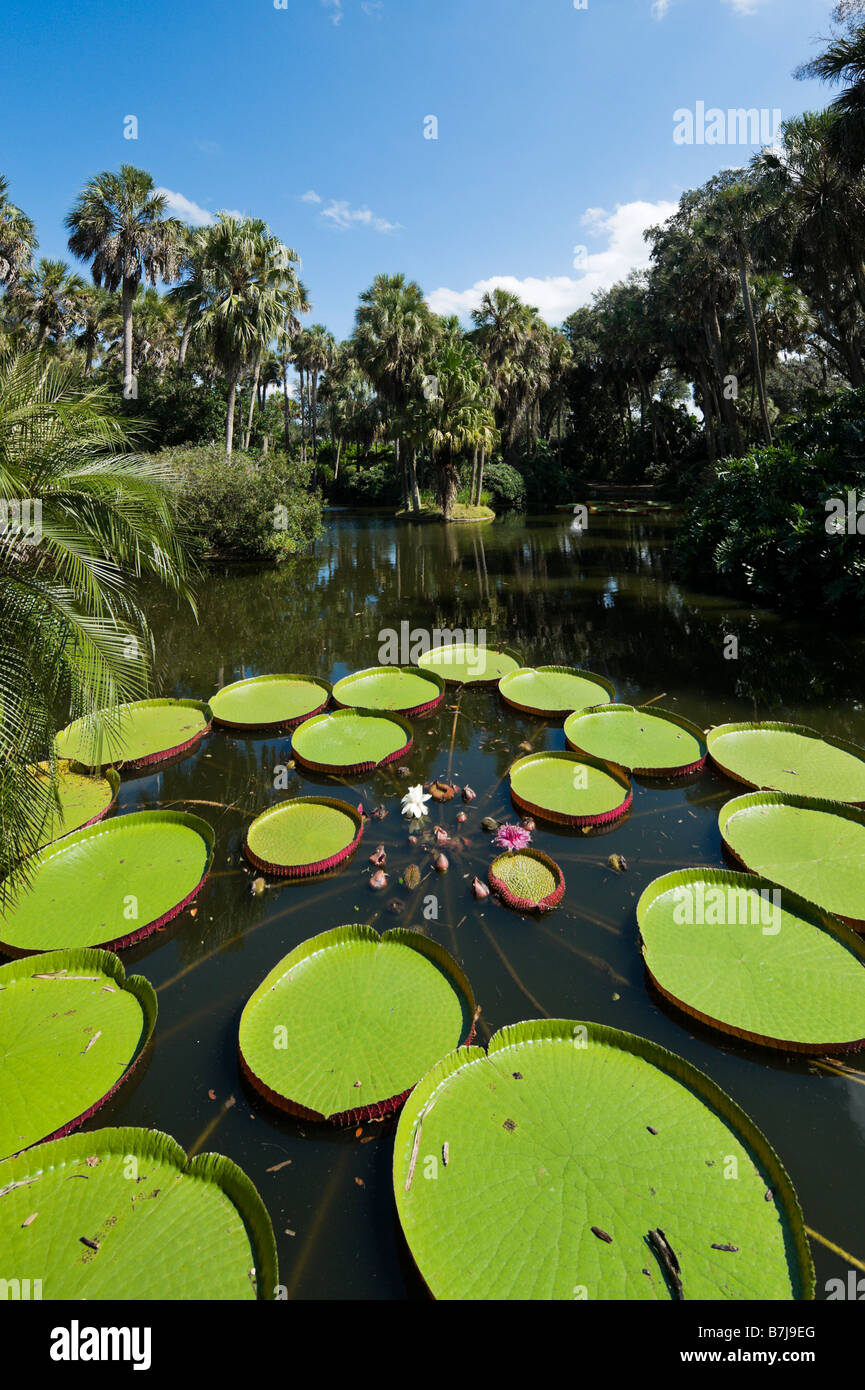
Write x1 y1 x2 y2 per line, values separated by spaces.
0 0 841 337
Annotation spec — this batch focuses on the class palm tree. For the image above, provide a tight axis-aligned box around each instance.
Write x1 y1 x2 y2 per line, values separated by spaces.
296 324 336 461
75 285 113 375
752 112 865 387
0 350 195 892
470 289 536 457
354 273 434 513
14 259 88 352
186 215 299 455
797 22 865 170
0 176 37 289
425 341 497 518
66 166 182 398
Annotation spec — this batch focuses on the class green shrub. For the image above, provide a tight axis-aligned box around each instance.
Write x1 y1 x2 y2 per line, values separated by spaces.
675 388 865 614
162 445 323 561
481 461 526 510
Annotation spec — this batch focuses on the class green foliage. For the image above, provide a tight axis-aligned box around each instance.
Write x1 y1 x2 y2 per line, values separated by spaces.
481 460 526 510
164 444 323 560
675 388 865 612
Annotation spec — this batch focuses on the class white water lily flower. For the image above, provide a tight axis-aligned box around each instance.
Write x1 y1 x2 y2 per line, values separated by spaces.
401 785 432 819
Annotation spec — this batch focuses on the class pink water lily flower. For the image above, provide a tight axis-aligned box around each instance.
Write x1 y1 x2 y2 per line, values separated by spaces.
494 823 533 852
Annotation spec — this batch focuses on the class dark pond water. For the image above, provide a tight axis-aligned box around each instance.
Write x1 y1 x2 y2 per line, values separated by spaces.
101 511 865 1299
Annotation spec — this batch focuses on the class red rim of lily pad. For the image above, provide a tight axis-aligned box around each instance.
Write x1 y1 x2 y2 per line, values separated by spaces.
0 812 216 958
331 666 446 719
291 709 414 776
0 948 158 1158
238 926 479 1126
243 797 365 878
564 703 708 778
488 849 566 914
498 666 616 719
209 675 332 732
509 751 633 828
56 699 213 773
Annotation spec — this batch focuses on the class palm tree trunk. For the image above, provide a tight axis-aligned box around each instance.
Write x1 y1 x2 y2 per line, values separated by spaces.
283 368 291 449
243 357 261 451
226 371 239 457
476 446 486 506
408 448 421 513
179 321 192 368
736 248 772 448
121 278 135 396
312 373 319 460
335 437 343 481
298 366 306 462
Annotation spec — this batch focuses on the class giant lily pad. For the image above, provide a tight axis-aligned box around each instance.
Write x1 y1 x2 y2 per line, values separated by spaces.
417 643 521 686
0 949 156 1160
56 699 212 772
332 666 445 717
209 674 330 731
719 792 865 930
565 704 707 777
0 811 214 956
706 722 865 804
393 1020 813 1300
33 762 120 848
638 868 865 1053
488 849 565 913
239 925 476 1125
0 1127 277 1299
509 751 632 827
291 709 412 775
498 666 615 718
244 797 364 877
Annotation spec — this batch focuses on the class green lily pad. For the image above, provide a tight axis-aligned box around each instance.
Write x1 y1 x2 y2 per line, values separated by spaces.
56 699 212 772
332 666 445 716
239 925 476 1124
719 792 865 929
488 850 565 912
498 666 615 718
0 949 156 1160
0 811 214 956
0 1127 277 1299
393 1020 813 1301
417 643 521 686
244 797 364 877
638 868 865 1053
509 751 632 826
33 762 120 848
291 709 412 775
209 674 330 731
706 722 865 803
564 704 707 776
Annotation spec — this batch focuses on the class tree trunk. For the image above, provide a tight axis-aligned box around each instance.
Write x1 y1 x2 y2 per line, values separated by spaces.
179 321 192 368
311 372 319 460
298 366 306 462
474 446 486 506
442 451 459 520
737 248 772 448
122 278 135 397
226 371 239 457
408 448 421 513
283 368 292 449
394 437 408 510
335 437 343 481
706 312 743 456
243 357 261 451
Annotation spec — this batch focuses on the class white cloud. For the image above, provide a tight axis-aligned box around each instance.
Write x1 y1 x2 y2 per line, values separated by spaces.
651 0 674 16
301 190 322 203
362 0 384 14
155 188 215 227
320 198 401 233
427 199 677 325
322 0 343 24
